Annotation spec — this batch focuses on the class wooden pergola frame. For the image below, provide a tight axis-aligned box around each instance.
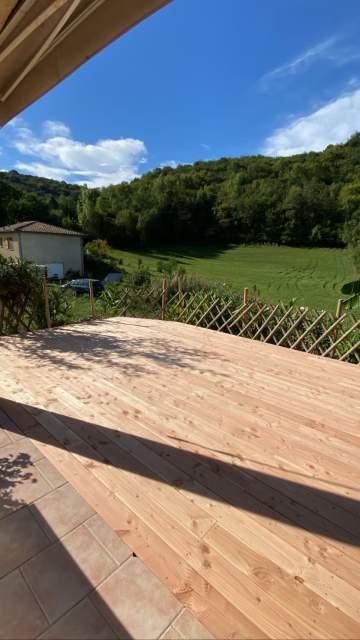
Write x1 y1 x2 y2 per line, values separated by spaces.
0 0 170 126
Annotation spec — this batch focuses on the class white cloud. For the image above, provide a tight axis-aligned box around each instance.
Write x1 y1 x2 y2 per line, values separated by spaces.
43 120 71 137
262 88 360 156
6 119 148 187
160 160 178 169
15 162 71 181
258 35 360 89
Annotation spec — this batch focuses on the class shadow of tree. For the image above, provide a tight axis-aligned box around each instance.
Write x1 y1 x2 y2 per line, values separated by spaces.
0 437 132 638
2 319 226 374
144 244 233 262
0 452 35 515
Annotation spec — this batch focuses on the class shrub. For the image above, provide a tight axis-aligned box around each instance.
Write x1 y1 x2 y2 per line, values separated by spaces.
0 257 74 334
85 238 111 258
125 265 151 287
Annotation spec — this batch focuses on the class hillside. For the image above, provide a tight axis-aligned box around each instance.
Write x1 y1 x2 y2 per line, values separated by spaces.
77 134 360 253
1 135 360 264
0 170 80 230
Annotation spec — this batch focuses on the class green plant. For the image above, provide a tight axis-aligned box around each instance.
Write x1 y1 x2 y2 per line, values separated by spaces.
85 238 111 258
341 279 360 310
125 265 151 287
48 286 74 325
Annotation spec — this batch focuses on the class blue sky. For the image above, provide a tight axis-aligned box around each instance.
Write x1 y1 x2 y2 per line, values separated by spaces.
2 0 360 186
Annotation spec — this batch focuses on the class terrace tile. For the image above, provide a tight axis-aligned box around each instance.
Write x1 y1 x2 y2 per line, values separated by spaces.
93 557 181 639
39 597 117 640
85 513 132 565
0 507 50 578
0 569 48 639
30 483 94 541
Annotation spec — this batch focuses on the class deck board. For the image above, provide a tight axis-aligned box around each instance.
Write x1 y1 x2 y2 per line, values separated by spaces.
0 317 359 639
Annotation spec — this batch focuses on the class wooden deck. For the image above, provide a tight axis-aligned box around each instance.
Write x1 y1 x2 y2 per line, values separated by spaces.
0 317 359 639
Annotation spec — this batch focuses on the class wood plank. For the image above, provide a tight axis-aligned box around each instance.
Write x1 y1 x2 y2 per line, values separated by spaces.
0 317 359 639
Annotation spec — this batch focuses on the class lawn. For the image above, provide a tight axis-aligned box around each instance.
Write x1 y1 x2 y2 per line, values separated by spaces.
109 244 356 312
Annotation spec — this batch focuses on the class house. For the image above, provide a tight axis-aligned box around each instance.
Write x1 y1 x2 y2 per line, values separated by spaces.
0 220 84 278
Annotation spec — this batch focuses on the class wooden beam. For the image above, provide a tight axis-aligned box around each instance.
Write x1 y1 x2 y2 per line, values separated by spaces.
0 0 36 48
0 0 171 126
0 0 18 33
1 0 82 102
0 0 69 65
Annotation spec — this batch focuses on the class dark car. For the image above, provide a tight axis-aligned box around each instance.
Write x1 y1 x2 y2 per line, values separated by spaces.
61 278 103 297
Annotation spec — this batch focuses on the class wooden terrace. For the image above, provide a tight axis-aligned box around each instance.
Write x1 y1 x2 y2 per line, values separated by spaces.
0 317 359 639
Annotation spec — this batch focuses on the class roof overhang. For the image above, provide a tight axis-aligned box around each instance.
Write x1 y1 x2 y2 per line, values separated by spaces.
0 0 170 127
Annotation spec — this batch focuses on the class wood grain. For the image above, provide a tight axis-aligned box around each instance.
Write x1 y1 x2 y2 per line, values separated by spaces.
0 317 359 639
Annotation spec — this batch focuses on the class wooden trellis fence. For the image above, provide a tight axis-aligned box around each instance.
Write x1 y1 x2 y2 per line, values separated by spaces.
0 295 37 334
1 273 359 364
164 287 360 365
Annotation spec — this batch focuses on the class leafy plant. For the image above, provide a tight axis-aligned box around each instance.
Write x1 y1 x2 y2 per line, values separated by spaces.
125 265 151 287
84 238 111 258
341 279 360 309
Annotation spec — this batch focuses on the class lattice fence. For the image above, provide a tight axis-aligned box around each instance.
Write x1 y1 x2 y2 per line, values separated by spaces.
0 293 43 335
165 289 360 364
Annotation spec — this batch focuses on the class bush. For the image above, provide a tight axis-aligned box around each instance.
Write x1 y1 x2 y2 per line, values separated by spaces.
156 258 186 277
0 257 75 334
85 238 111 258
125 265 151 287
48 286 74 325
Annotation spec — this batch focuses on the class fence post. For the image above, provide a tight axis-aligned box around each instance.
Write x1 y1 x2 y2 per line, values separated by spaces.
89 279 96 319
43 277 51 329
161 277 168 320
243 287 249 306
336 298 343 319
332 298 344 358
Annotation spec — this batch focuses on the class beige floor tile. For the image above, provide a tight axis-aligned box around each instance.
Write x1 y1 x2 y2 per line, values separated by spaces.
0 460 52 520
30 483 94 541
62 524 117 586
0 507 50 578
85 514 132 565
161 625 183 639
22 539 91 623
0 428 11 448
93 558 181 640
39 597 117 640
173 609 214 639
35 457 67 489
0 569 48 639
0 438 43 463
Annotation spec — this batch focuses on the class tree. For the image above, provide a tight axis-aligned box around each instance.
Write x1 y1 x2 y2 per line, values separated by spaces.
77 186 100 235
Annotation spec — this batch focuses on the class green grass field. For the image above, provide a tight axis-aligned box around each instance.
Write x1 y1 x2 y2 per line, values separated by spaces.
110 244 356 312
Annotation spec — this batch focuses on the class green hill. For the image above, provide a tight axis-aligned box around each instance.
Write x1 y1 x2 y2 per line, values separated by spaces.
0 170 80 230
77 134 360 254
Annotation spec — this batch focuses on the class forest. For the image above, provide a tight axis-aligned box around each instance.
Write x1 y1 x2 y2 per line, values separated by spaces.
1 134 360 269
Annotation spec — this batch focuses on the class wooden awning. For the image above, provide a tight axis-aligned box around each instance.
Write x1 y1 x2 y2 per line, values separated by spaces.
0 0 170 126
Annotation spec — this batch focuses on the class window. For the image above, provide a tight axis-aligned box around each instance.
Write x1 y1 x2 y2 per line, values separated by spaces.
7 237 14 250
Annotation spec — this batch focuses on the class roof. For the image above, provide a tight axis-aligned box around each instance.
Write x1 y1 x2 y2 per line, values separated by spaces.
0 0 170 127
0 220 84 236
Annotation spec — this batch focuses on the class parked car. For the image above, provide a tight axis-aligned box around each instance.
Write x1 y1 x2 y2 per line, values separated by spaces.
102 271 123 286
61 278 103 297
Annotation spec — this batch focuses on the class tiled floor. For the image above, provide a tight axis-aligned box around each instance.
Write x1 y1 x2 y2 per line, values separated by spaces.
0 424 213 640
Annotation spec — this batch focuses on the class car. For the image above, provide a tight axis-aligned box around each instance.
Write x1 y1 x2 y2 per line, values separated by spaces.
61 278 103 297
102 271 123 286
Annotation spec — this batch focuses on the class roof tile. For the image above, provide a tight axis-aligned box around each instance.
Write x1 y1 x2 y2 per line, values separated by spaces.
0 221 84 236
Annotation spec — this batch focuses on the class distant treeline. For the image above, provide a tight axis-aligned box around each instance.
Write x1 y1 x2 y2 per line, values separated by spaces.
76 134 360 252
0 170 79 229
1 136 360 261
